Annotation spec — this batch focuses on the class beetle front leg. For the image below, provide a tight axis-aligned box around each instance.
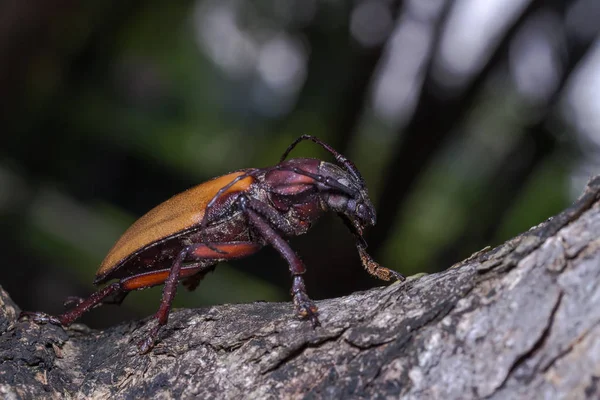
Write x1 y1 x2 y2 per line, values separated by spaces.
357 244 405 282
337 214 405 282
240 197 320 327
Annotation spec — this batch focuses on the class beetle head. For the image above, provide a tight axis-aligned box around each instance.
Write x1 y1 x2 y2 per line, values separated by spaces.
343 193 377 237
319 162 376 236
280 135 376 238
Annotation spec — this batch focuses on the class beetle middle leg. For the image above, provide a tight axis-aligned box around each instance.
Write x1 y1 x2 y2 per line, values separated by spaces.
135 241 262 353
238 195 320 327
137 249 187 354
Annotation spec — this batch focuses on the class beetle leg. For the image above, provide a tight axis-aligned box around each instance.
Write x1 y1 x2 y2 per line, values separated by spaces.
357 244 405 282
201 169 261 231
137 241 262 353
138 248 187 354
19 282 123 326
239 196 320 327
182 242 261 290
238 195 297 236
60 282 123 324
199 169 262 255
63 290 129 308
338 214 405 282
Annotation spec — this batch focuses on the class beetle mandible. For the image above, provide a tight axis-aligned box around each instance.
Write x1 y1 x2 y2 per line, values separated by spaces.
21 135 404 353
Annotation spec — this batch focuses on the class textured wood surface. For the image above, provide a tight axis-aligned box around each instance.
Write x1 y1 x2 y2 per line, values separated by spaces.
2 177 600 399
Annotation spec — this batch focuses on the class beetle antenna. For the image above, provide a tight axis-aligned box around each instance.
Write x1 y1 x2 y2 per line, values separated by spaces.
274 164 359 197
280 135 365 186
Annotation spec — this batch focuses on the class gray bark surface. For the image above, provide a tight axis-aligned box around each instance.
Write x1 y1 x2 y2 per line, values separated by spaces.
2 177 600 399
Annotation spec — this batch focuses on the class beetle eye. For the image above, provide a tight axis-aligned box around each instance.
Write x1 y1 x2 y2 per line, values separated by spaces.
356 203 366 217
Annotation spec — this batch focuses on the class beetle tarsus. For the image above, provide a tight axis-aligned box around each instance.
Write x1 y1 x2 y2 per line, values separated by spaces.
19 311 62 326
357 245 405 282
291 275 320 327
388 269 406 282
138 325 161 354
293 292 320 328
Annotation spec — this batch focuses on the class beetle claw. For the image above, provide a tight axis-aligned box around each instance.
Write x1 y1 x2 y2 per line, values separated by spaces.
137 325 161 354
137 336 155 355
293 293 320 327
388 269 406 282
298 305 320 328
308 312 321 328
19 311 62 326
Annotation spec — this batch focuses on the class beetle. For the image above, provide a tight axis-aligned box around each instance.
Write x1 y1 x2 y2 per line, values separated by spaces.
21 135 404 353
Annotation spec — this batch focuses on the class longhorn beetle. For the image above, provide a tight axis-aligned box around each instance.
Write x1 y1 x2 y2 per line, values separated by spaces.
21 135 404 353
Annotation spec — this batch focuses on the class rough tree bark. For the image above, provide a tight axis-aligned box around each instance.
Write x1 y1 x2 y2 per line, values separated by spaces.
2 177 600 399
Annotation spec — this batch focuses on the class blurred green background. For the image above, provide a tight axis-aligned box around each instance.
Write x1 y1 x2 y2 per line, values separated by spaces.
1 0 598 327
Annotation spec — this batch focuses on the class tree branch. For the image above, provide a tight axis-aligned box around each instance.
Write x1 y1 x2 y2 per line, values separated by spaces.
2 176 600 398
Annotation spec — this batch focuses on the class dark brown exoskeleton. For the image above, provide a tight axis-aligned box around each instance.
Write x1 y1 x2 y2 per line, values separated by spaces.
21 135 404 353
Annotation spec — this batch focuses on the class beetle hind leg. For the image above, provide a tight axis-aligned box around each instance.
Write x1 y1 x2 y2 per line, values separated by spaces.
18 311 63 326
63 290 129 308
20 282 123 327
